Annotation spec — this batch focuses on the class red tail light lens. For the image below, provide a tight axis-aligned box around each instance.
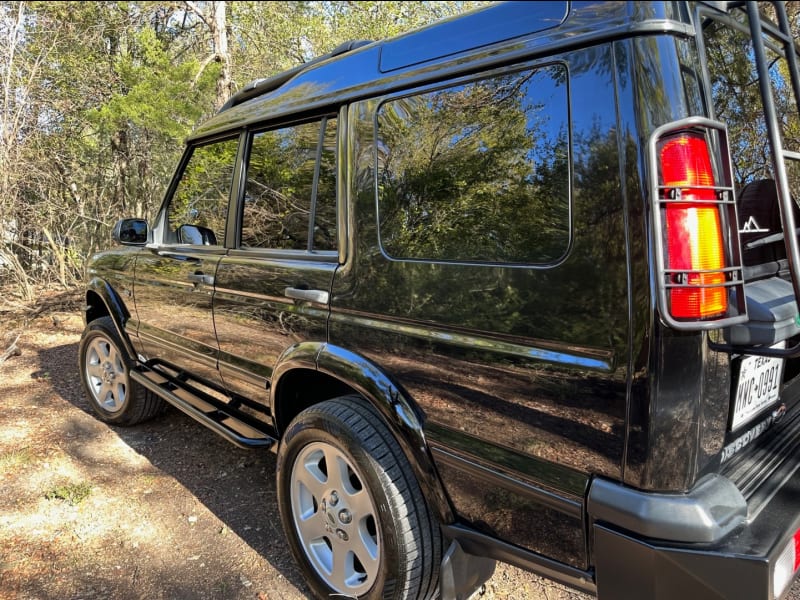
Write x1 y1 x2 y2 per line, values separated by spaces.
660 133 727 319
774 527 800 598
795 532 800 572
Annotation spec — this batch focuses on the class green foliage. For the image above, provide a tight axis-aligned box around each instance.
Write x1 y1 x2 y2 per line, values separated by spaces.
89 27 214 140
44 481 93 506
0 1 483 299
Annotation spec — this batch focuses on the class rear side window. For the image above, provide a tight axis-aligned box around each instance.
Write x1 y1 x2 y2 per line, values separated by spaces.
376 65 570 264
241 118 337 252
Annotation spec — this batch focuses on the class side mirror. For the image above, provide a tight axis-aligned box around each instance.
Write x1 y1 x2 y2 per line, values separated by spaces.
112 218 148 246
178 224 217 246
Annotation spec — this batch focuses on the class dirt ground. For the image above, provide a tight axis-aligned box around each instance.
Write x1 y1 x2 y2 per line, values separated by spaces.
3 306 800 600
0 308 588 600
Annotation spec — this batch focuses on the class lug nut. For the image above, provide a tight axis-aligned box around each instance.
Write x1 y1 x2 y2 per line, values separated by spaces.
338 509 352 524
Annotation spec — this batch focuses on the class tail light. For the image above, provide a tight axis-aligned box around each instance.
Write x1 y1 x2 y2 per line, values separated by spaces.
774 527 800 599
649 118 746 330
660 134 727 319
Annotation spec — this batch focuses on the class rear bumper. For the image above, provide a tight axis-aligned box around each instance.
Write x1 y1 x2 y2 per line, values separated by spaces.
591 467 800 599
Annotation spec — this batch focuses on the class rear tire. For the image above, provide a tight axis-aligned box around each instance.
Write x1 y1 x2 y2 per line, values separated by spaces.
276 396 442 599
78 316 164 426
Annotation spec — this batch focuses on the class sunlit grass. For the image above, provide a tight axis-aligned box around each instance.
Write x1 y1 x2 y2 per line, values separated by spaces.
44 481 92 506
0 447 33 472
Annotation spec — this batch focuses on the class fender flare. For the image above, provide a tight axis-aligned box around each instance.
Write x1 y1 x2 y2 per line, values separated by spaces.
84 277 138 361
270 341 455 523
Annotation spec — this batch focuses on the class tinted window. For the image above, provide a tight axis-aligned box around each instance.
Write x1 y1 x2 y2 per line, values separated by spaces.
167 138 238 246
377 66 570 264
242 118 337 251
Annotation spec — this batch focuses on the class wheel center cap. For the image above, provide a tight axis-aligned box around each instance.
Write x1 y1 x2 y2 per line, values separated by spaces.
320 493 351 542
321 498 337 531
102 362 115 383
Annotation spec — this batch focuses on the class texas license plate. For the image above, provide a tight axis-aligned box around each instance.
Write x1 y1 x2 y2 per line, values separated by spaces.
732 344 784 431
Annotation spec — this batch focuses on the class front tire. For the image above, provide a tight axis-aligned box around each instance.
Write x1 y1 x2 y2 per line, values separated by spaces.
78 316 163 426
276 396 442 599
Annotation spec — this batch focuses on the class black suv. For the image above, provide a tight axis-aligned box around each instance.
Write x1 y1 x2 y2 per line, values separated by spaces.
79 2 800 598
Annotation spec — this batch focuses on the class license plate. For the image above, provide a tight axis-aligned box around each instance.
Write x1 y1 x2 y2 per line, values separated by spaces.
732 344 784 431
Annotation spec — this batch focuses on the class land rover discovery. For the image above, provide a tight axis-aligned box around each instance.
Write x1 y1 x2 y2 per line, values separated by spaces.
79 2 800 598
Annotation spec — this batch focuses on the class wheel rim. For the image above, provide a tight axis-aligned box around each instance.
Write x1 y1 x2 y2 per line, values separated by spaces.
290 441 380 596
84 334 128 413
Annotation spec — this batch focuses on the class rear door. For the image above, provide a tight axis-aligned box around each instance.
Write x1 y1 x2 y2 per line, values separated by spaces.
212 115 339 413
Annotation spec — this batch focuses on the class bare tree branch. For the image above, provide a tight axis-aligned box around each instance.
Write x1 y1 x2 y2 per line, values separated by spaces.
183 1 211 29
0 333 22 363
193 51 219 87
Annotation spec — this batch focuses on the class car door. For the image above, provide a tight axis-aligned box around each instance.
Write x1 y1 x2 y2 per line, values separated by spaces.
132 135 240 390
212 115 338 415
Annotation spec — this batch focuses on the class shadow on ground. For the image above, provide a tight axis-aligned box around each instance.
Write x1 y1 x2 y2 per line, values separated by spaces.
25 339 311 599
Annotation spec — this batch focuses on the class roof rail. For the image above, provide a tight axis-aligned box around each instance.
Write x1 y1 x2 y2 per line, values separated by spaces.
219 39 373 113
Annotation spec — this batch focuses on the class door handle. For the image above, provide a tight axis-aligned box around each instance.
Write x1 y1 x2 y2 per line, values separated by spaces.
284 287 329 304
187 272 214 286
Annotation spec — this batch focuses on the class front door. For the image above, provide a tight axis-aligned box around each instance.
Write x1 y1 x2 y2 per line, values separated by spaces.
132 136 240 389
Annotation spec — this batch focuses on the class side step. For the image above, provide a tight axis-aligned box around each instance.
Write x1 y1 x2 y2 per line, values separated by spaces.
130 369 276 450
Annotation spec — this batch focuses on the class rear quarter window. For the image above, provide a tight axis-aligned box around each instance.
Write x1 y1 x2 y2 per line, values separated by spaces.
376 64 570 265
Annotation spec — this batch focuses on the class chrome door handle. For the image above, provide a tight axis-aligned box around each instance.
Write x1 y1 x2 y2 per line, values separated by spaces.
284 287 329 304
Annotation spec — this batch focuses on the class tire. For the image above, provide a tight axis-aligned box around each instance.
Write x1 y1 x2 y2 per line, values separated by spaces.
276 396 442 600
78 316 164 426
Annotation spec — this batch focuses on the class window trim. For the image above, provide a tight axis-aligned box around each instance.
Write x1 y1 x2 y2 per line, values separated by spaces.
234 114 339 256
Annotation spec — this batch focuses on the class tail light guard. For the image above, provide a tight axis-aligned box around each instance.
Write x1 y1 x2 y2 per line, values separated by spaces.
648 117 747 331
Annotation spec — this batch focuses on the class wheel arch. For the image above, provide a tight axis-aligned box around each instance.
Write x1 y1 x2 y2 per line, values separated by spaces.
84 277 137 361
270 341 455 524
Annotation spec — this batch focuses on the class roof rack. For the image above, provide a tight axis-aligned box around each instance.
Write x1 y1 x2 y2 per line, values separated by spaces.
219 39 373 112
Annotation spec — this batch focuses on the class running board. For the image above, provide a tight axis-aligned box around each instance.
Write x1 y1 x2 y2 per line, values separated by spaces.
130 369 276 450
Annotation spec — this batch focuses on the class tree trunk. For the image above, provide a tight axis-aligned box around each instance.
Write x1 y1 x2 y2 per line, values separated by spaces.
111 128 130 214
212 2 232 111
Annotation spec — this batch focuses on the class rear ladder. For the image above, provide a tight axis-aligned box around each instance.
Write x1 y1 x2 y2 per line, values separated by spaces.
710 1 800 358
